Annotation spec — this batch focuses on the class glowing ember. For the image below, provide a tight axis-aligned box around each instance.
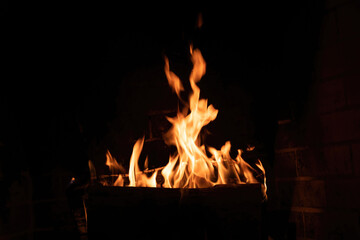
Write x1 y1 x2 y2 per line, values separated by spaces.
91 46 266 195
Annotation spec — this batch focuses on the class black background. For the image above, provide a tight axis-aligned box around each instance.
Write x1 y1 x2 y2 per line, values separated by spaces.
1 0 323 179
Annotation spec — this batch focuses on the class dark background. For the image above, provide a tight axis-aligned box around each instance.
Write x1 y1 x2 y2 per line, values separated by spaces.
1 0 321 177
2 0 360 239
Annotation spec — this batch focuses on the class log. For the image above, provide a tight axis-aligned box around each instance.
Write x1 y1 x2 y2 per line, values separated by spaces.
85 184 265 240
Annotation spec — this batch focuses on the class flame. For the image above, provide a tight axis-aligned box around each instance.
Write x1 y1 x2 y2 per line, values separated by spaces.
102 138 157 188
255 160 267 194
105 150 126 174
128 137 157 187
164 56 184 98
160 47 266 190
88 160 97 182
114 174 124 187
92 46 266 194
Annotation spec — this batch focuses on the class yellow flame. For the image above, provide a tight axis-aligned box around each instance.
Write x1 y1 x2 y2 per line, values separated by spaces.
128 137 157 188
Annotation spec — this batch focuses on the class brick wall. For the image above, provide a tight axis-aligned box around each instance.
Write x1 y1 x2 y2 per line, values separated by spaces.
273 0 360 239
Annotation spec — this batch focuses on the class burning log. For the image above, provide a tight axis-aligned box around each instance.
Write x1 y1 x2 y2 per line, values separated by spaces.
85 183 265 240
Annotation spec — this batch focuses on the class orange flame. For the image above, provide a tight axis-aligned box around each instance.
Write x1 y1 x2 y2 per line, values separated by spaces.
105 150 126 174
164 56 184 98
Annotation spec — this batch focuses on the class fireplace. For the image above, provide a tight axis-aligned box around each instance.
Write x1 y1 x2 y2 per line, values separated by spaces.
2 2 360 240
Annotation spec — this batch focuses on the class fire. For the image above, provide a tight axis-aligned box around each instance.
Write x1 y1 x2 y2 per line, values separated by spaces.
128 137 157 187
93 46 266 194
164 56 184 98
106 150 126 174
161 46 265 189
161 46 217 188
